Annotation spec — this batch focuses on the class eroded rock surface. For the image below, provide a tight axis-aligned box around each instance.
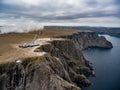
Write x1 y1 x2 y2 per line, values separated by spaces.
0 32 113 90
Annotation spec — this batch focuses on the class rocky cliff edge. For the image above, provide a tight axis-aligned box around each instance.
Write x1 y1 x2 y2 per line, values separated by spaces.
0 31 112 90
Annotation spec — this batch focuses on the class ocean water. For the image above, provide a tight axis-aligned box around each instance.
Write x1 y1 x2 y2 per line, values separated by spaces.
83 35 120 90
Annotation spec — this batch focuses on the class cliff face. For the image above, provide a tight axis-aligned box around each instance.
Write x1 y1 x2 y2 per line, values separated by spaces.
59 32 113 50
0 32 113 90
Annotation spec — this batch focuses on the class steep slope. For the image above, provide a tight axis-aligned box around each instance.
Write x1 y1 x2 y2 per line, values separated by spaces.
0 32 113 90
58 32 113 50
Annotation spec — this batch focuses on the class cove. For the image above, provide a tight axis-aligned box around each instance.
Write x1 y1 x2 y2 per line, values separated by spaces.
83 35 120 90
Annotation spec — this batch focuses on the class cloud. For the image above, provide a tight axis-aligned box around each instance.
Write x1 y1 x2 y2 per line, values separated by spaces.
0 0 120 32
0 17 44 33
1 0 119 18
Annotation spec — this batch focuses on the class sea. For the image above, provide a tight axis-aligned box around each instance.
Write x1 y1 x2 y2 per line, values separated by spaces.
83 35 120 90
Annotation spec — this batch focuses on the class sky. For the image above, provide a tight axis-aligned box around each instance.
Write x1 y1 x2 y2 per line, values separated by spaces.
0 0 120 32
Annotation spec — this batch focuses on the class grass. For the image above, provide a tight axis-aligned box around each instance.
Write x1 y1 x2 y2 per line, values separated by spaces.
28 29 92 37
0 29 90 53
0 29 91 63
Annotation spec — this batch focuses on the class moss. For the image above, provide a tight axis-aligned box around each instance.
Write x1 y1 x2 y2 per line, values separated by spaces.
73 74 91 88
77 66 91 77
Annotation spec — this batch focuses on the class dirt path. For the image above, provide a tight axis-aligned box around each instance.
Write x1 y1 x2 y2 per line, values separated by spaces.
0 38 65 63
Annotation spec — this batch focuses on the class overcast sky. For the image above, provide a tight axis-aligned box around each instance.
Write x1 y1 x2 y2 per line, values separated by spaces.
0 0 120 32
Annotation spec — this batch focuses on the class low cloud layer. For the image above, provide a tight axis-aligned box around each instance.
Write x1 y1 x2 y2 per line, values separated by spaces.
0 0 120 32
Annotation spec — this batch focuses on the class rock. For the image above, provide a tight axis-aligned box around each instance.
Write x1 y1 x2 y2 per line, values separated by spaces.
58 32 113 50
73 74 91 88
0 31 113 90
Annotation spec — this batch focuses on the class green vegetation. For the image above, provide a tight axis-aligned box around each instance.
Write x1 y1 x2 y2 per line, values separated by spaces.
77 66 91 77
73 74 87 83
73 74 90 87
28 29 83 38
0 29 91 63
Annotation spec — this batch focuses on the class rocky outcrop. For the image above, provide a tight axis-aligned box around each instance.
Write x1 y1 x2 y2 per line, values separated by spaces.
0 55 82 90
0 32 113 90
58 32 113 50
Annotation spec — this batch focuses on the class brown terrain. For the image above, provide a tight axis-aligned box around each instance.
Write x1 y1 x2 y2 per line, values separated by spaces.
0 29 91 63
0 29 113 90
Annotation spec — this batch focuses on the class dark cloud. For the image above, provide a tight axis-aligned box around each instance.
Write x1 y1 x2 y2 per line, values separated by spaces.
0 0 120 20
0 0 120 32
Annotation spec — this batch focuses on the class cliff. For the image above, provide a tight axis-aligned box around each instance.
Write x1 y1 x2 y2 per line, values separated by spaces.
58 32 113 50
0 31 113 90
